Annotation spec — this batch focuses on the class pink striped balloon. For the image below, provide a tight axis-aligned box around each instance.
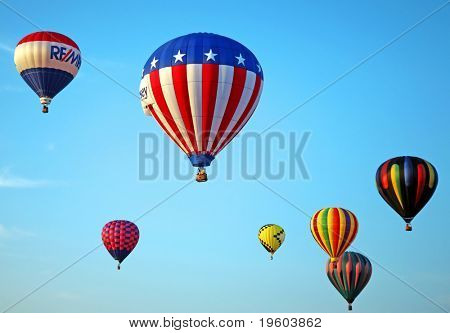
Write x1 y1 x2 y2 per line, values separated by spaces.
326 252 372 311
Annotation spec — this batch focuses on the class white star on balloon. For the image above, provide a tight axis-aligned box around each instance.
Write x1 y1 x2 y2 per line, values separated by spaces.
150 57 159 69
235 53 246 66
204 49 217 62
173 50 186 63
256 64 261 72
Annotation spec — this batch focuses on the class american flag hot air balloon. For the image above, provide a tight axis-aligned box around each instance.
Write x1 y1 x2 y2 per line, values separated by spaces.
139 33 263 182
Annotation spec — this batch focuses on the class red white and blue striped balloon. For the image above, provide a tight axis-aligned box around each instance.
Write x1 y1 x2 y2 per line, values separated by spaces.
140 33 263 169
14 31 81 113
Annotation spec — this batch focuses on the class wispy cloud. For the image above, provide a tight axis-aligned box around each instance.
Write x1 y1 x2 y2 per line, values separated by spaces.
0 42 14 53
55 292 81 301
0 224 37 254
0 224 36 239
0 84 25 93
0 168 50 188
0 224 8 238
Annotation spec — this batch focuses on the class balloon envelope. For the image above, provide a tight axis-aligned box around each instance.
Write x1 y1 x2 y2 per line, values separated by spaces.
258 224 285 259
14 31 81 113
102 220 139 269
140 33 263 174
310 207 358 263
375 156 438 231
326 251 372 311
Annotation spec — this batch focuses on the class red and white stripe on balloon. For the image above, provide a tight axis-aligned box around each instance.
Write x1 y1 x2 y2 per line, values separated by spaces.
140 33 263 167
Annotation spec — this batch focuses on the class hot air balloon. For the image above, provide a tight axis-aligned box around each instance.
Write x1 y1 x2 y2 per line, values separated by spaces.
14 31 81 113
101 220 139 270
310 208 358 265
326 251 372 311
140 33 263 182
258 224 285 260
376 156 438 231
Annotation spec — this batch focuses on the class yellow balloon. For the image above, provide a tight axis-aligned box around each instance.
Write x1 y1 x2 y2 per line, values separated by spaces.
258 224 285 259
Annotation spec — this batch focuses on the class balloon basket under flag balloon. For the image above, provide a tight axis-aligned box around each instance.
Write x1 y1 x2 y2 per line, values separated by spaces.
196 167 208 182
190 153 214 183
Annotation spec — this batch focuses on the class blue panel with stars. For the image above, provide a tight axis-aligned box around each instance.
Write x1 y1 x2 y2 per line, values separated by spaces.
143 33 263 79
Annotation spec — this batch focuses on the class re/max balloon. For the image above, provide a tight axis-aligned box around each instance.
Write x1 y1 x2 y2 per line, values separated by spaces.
326 252 372 311
375 156 438 231
310 208 358 264
102 220 139 270
258 224 285 260
140 33 263 182
14 31 81 113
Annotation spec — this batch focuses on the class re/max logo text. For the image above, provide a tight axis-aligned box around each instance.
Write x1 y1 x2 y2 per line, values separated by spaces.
50 45 81 69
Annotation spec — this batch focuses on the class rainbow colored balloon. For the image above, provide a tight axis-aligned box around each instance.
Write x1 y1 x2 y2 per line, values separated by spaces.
376 156 438 231
310 207 358 264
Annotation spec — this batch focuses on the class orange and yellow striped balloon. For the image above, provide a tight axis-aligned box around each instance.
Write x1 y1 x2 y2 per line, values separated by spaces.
310 208 358 263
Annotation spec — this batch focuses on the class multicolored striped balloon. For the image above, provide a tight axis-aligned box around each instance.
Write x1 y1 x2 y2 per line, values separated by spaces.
102 220 139 270
140 33 263 181
326 252 372 311
14 31 81 113
310 208 358 264
258 224 285 260
376 156 438 231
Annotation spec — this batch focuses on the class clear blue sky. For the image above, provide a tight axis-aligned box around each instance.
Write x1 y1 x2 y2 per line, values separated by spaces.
0 0 449 313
